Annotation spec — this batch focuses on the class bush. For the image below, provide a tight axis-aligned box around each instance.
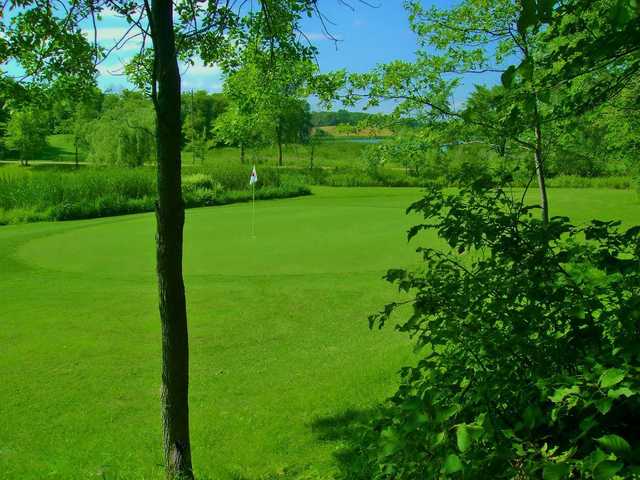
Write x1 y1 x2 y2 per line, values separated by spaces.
182 173 221 194
342 177 640 479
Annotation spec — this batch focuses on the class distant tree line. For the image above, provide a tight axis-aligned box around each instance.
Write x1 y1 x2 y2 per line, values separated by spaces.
310 109 371 127
1 86 369 166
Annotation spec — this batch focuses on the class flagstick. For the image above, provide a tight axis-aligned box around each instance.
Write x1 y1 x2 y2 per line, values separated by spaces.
251 182 256 238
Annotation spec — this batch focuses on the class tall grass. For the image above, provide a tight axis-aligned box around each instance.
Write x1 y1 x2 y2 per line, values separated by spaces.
200 139 370 169
0 166 155 210
0 165 309 225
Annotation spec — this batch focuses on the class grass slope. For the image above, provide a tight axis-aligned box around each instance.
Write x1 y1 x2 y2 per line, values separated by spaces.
1 187 639 479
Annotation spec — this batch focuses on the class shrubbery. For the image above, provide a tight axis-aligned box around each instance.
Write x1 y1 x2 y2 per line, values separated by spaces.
338 178 640 479
274 164 634 190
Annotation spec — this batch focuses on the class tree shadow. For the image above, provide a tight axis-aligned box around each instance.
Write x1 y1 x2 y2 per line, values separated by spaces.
218 407 381 480
309 406 381 480
311 407 373 443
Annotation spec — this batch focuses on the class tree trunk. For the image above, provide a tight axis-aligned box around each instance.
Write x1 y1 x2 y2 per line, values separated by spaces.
240 143 245 163
277 126 283 167
533 103 549 225
309 143 314 170
521 35 549 225
150 0 193 478
75 142 79 169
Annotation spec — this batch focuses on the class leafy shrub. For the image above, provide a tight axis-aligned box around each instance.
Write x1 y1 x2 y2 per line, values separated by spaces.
343 177 640 479
182 173 221 193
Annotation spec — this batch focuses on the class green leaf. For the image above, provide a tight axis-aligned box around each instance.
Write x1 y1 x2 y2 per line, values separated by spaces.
380 427 401 457
593 460 623 480
599 369 626 389
543 463 570 480
595 398 613 415
607 386 635 399
518 58 534 81
549 385 580 403
443 454 463 474
595 434 631 454
456 424 471 452
435 404 458 422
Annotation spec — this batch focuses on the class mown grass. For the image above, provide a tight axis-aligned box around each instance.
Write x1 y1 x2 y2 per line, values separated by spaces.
1 187 640 479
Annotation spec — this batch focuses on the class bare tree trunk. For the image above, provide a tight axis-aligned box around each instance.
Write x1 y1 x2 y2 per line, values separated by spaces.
520 34 549 225
309 143 314 170
533 101 549 225
149 0 193 478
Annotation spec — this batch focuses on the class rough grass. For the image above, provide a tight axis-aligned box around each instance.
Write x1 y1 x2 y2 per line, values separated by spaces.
0 165 309 225
2 187 640 479
192 140 371 170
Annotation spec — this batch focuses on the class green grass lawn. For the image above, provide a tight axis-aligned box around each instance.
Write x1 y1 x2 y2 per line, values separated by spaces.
1 187 639 479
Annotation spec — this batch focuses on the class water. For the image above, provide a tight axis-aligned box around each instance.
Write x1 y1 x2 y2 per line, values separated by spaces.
323 137 384 144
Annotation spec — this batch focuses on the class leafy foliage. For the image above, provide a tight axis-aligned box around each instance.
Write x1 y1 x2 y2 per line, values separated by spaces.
215 39 314 164
344 178 640 479
3 107 48 165
84 91 155 167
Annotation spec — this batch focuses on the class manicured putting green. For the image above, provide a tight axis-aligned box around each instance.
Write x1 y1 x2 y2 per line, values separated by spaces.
17 189 422 277
1 186 639 480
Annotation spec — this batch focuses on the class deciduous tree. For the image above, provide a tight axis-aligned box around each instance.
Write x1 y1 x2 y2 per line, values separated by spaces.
4 107 48 166
2 1 328 478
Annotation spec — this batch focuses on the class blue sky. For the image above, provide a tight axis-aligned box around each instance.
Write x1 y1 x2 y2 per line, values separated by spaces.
4 1 501 110
94 1 424 95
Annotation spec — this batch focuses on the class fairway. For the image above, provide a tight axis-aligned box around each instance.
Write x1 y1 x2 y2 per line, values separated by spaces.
1 186 639 479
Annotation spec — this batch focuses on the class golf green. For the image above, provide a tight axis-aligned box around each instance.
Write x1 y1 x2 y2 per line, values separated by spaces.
1 186 638 479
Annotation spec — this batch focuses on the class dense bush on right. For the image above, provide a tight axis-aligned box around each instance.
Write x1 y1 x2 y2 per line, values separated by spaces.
346 177 640 479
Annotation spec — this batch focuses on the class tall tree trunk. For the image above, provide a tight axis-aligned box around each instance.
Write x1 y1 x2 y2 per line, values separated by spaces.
521 34 549 225
533 101 549 225
150 0 193 478
75 142 79 169
240 142 245 163
277 125 283 167
309 143 314 170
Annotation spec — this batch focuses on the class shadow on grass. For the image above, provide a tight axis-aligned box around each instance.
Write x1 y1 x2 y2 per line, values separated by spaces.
219 407 380 480
309 407 381 480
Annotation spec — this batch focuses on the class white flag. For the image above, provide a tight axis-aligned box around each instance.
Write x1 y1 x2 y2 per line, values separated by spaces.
249 165 258 185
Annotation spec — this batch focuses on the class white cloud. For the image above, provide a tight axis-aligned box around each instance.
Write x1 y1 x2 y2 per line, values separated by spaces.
82 26 132 43
302 31 342 42
96 7 122 19
180 61 223 92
